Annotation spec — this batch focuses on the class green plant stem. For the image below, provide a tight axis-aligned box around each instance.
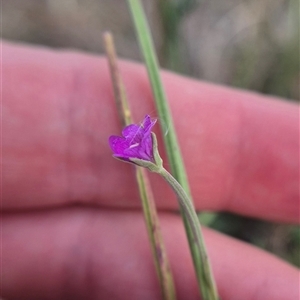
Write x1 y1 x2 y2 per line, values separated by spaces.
127 0 206 295
159 167 219 300
127 0 184 180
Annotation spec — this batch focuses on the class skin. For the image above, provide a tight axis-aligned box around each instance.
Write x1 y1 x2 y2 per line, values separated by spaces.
2 41 299 300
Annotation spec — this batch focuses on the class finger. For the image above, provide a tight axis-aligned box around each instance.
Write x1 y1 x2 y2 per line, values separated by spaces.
3 41 299 222
2 209 299 300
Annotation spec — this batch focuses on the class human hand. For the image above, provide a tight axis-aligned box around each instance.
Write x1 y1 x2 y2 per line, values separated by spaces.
2 41 299 300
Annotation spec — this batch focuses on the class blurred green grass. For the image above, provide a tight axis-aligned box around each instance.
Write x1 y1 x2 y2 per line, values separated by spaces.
3 0 299 266
3 0 298 100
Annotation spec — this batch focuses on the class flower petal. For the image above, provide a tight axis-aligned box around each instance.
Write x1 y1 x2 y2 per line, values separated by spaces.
122 124 140 138
109 115 157 163
143 115 156 133
109 136 129 155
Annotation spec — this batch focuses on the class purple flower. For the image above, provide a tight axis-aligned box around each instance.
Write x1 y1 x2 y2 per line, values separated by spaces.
109 115 157 163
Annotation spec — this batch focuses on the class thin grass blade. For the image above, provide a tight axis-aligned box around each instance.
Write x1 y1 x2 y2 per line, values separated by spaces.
103 31 176 300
